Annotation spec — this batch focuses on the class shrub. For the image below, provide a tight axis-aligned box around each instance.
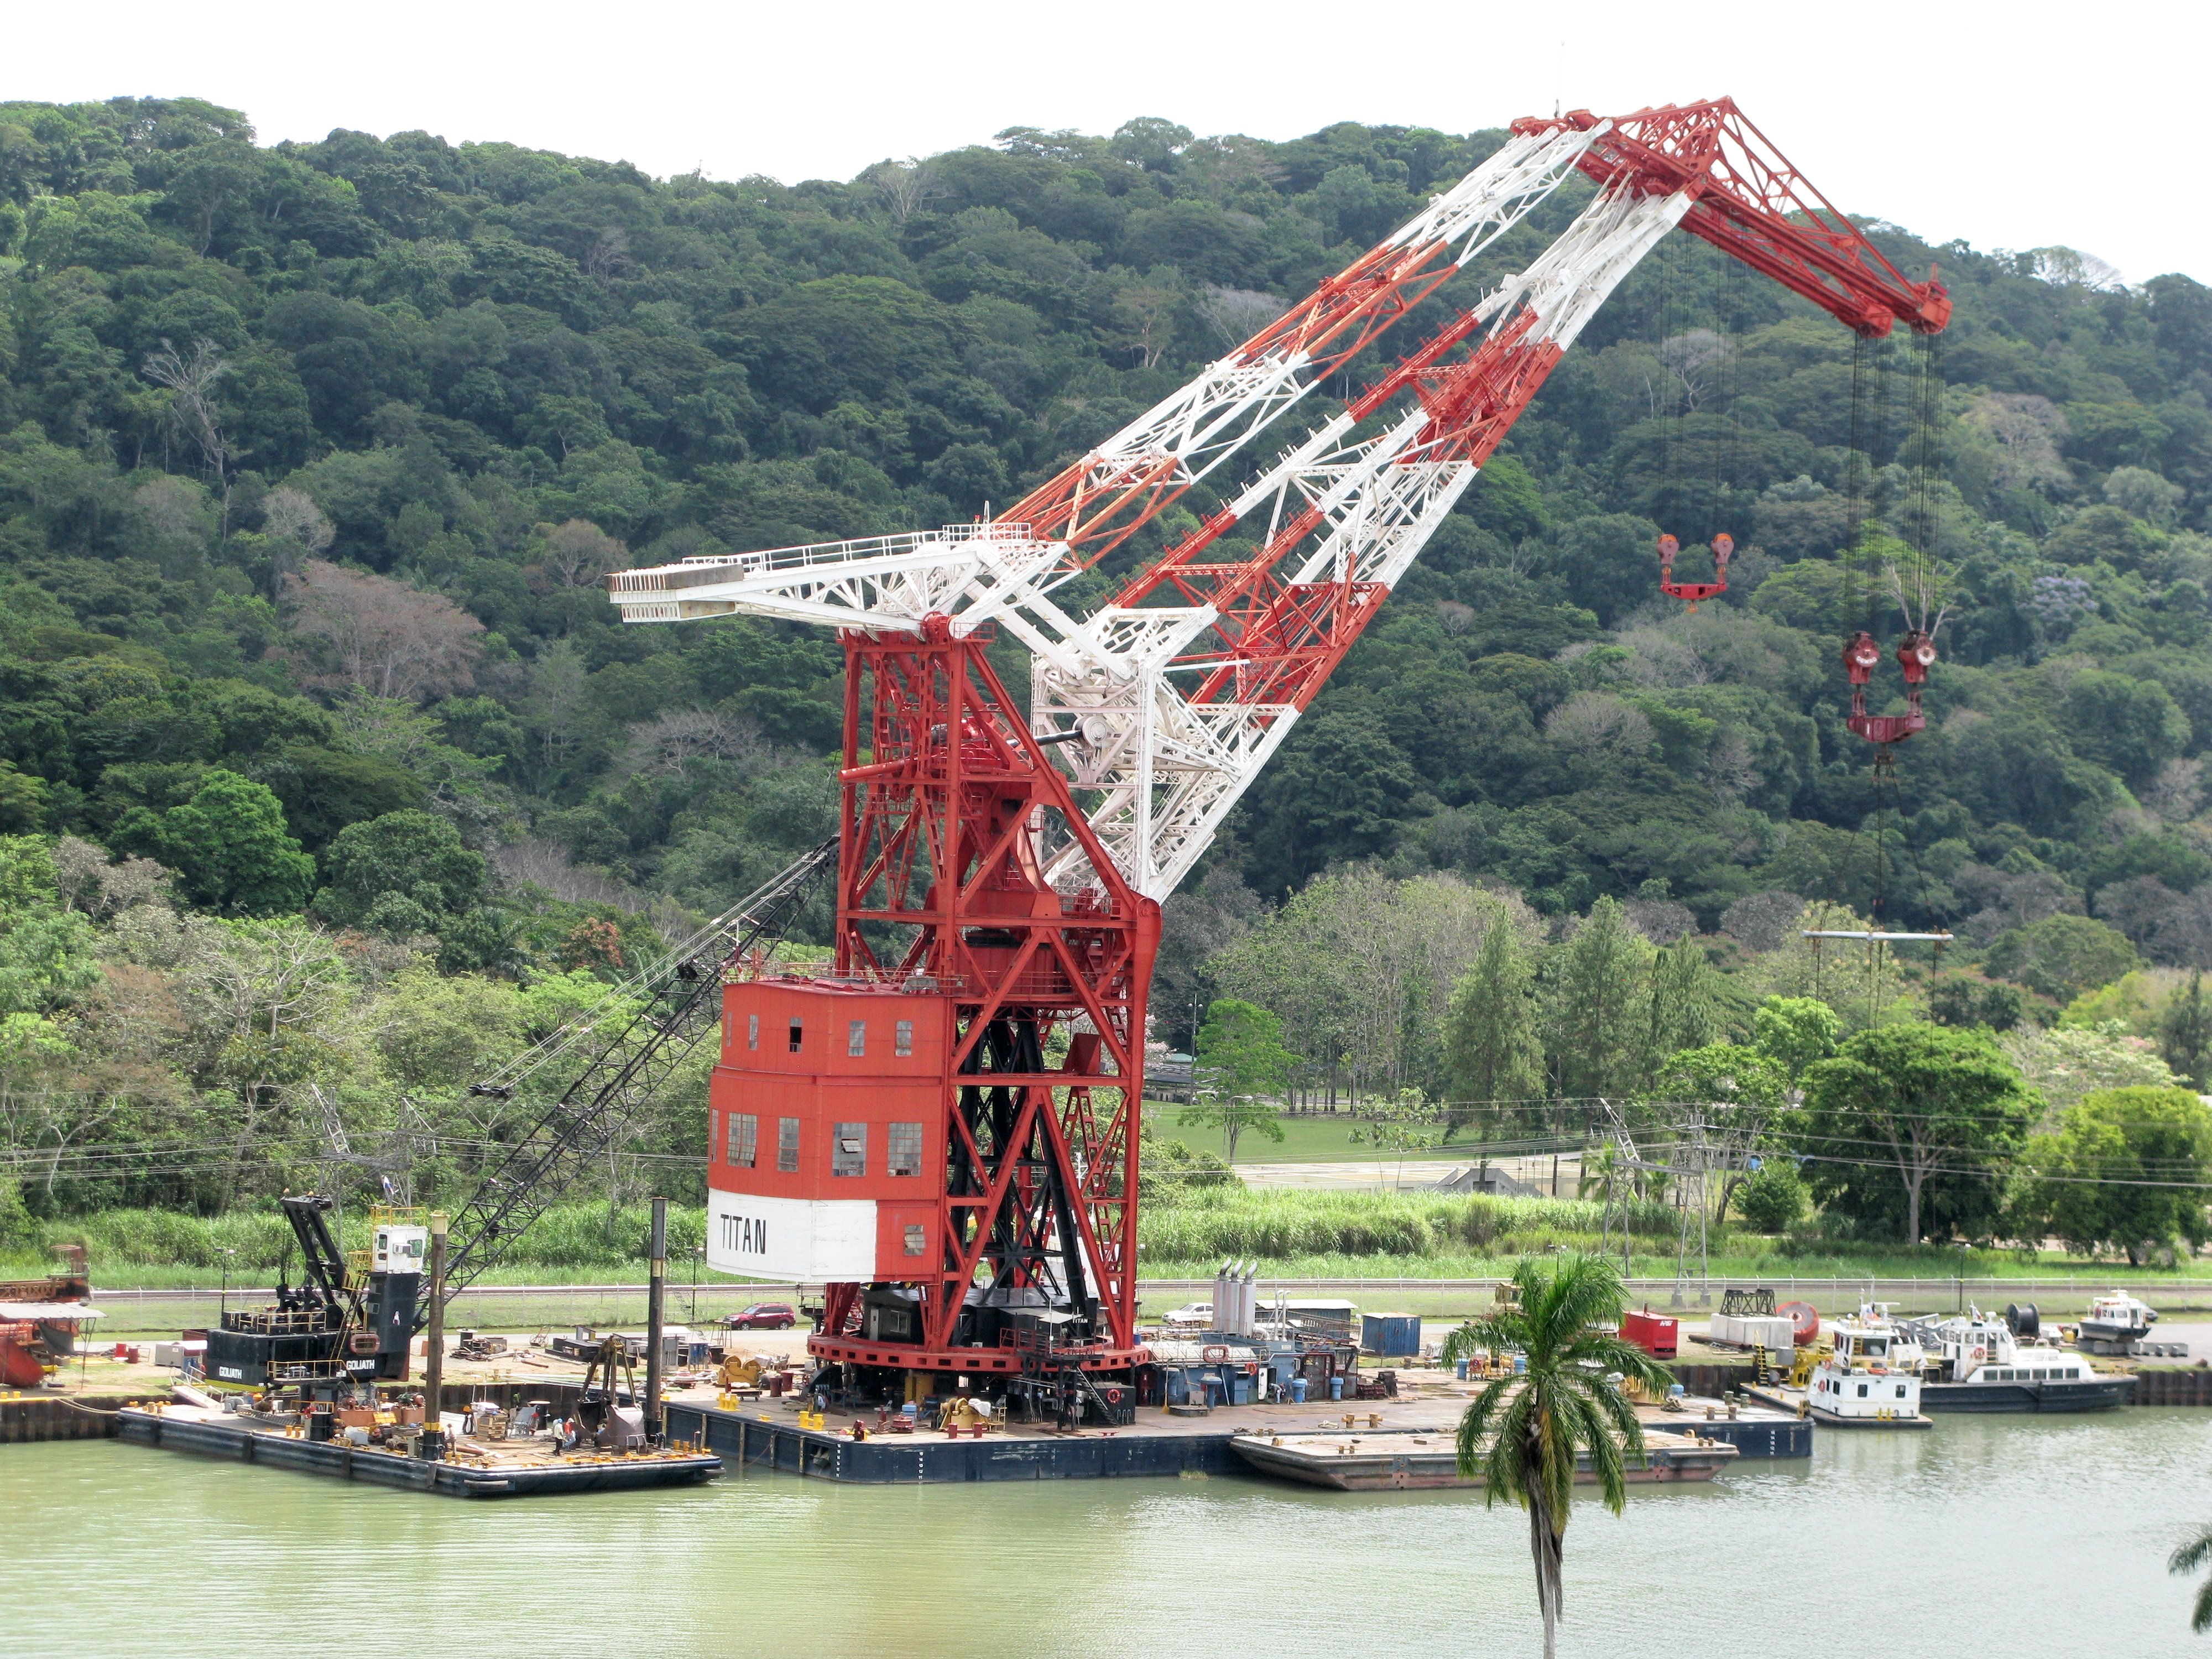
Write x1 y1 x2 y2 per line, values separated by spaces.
1737 1161 1808 1232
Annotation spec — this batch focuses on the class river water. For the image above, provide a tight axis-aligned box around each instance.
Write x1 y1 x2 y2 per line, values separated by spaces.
10 1411 2210 1656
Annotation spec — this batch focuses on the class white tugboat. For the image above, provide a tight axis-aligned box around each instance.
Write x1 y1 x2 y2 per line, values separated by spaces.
1806 1305 1930 1428
2077 1290 2159 1356
1902 1307 2134 1412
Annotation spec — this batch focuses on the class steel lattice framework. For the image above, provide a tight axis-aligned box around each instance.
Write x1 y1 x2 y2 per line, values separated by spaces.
607 101 1949 1373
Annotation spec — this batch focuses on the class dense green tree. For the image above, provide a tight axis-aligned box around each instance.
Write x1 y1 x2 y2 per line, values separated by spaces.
111 769 315 915
2020 1086 2212 1262
1546 898 1653 1099
1736 1159 1807 1232
1800 1023 2037 1243
316 808 486 933
1751 995 1839 1083
2161 971 2212 1088
1984 914 2142 1004
1444 918 1545 1137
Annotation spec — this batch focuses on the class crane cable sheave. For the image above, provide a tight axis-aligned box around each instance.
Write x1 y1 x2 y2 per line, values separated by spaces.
606 101 1947 902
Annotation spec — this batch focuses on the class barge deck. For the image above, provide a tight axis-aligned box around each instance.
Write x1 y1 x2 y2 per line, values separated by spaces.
1229 1427 1739 1491
117 1402 722 1498
664 1383 1807 1484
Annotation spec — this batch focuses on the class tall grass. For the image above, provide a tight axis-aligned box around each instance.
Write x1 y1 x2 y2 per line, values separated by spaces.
10 1203 708 1275
1136 1188 1679 1264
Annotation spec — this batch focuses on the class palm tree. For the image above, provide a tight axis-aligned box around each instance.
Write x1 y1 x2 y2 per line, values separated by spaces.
1442 1253 1675 1659
2169 1524 2212 1632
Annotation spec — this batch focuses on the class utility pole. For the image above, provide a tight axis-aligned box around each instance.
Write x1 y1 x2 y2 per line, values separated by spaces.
424 1212 447 1447
644 1196 667 1446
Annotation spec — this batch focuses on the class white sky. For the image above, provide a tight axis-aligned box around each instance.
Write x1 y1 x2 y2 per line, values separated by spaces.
15 1 2211 285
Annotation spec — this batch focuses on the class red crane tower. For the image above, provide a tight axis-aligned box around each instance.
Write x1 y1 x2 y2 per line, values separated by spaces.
606 99 1949 1396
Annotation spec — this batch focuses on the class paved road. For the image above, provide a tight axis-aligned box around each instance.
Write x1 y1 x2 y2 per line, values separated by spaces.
1233 1153 1583 1194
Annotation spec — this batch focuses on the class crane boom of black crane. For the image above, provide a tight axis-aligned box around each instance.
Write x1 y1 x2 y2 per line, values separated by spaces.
416 836 838 1327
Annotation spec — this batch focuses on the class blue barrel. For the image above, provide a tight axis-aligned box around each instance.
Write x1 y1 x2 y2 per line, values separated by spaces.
1455 1357 1470 1381
1328 1374 1344 1401
1291 1376 1309 1402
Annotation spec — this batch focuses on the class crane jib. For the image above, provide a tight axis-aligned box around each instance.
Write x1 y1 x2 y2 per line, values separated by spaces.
578 100 1950 1372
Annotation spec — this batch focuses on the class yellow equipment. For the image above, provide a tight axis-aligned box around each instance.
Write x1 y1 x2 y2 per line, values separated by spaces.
936 1395 994 1434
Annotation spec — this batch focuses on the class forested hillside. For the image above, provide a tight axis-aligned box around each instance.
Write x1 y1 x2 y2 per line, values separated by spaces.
4 95 2211 1245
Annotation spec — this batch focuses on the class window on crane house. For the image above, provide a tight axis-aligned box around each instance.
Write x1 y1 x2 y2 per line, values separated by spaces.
895 1019 914 1057
888 1123 922 1177
849 1019 867 1058
777 1117 800 1173
726 1113 757 1170
833 1123 867 1177
789 1019 803 1053
748 1014 759 1051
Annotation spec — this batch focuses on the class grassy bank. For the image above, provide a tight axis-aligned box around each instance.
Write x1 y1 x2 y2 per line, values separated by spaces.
12 1189 2212 1292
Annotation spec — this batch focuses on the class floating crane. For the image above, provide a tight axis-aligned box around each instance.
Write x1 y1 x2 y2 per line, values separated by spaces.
598 100 1950 1394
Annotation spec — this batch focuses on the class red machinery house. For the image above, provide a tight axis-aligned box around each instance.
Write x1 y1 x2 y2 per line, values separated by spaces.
707 981 948 1299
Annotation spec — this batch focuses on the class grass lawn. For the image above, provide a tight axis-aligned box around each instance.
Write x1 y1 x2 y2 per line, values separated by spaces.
1182 1109 1494 1165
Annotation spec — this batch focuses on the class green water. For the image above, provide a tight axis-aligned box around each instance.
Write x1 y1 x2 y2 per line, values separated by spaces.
10 1412 2211 1656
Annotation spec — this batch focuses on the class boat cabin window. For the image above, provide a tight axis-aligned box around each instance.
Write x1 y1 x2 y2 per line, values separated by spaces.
1895 1385 1907 1398
1856 1383 1868 1397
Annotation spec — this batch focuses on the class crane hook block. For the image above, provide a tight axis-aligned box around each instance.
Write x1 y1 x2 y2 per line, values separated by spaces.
1842 631 1882 685
1897 630 1936 685
1658 533 1727 609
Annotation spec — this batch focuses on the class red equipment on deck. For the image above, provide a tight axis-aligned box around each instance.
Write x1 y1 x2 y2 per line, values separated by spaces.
1622 1308 1681 1359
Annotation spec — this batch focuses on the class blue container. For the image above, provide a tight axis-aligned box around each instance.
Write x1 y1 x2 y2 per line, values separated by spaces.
1291 1376 1308 1403
1455 1358 1470 1381
1513 1353 1527 1375
1229 1376 1252 1406
1362 1313 1422 1357
1328 1374 1344 1401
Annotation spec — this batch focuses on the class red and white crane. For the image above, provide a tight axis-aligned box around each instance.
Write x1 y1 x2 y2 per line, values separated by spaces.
606 100 1948 1390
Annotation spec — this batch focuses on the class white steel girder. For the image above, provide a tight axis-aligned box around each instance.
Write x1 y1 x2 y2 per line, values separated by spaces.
1029 182 1694 900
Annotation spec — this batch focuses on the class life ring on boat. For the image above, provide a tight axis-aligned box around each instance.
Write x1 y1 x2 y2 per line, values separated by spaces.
1971 1345 1986 1361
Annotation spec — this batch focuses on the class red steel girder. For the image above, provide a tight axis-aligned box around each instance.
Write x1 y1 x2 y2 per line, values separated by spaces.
831 619 1157 1357
1519 100 1950 336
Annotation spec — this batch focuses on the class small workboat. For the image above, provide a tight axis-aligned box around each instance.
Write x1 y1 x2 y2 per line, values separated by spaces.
1229 1427 1738 1491
1902 1308 2134 1412
2076 1290 2159 1356
1806 1305 1931 1428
